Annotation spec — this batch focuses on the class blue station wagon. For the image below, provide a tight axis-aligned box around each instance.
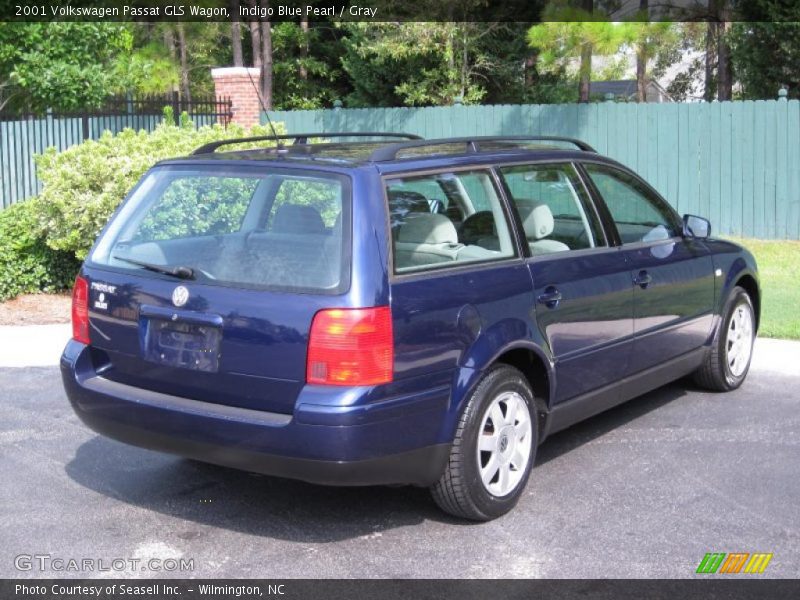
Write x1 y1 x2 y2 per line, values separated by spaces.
61 134 760 520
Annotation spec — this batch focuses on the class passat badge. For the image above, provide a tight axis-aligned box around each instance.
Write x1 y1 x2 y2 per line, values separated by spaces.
172 286 189 307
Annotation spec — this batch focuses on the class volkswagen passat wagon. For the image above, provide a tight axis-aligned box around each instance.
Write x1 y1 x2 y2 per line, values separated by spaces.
62 133 760 520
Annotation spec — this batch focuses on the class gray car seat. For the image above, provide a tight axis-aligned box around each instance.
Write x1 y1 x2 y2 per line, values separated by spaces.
519 201 571 255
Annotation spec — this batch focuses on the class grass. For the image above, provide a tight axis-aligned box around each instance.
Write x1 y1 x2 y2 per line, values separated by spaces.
730 238 800 340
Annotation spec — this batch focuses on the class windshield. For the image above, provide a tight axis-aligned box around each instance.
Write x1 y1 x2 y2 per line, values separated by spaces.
91 166 350 294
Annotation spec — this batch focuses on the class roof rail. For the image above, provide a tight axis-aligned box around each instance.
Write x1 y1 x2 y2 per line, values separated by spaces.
367 136 596 161
192 132 423 155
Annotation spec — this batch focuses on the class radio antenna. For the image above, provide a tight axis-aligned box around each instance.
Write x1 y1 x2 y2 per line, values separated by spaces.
246 67 285 152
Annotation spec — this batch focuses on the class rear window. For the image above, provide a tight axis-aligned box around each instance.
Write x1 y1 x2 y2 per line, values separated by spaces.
91 166 350 294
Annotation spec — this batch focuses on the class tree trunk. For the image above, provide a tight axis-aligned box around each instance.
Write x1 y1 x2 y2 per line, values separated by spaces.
716 21 732 100
524 54 537 88
247 0 262 69
636 0 648 102
636 49 647 102
299 16 309 80
163 26 177 62
177 23 191 103
578 0 593 103
230 0 244 68
260 22 273 109
460 24 469 100
578 42 592 103
709 0 732 101
704 21 717 102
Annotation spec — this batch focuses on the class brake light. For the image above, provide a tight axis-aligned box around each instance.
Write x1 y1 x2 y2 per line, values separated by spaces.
307 307 393 386
71 275 90 344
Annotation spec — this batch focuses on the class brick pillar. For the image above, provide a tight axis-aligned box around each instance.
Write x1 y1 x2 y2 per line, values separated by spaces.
211 67 262 129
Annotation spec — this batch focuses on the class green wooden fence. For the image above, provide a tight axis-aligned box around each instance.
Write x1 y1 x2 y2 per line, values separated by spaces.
266 99 800 240
0 93 232 209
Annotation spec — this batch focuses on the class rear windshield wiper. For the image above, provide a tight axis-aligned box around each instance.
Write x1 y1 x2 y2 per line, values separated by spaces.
112 255 195 280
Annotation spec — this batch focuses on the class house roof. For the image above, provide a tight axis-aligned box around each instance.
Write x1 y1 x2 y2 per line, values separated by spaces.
589 79 672 100
589 80 639 96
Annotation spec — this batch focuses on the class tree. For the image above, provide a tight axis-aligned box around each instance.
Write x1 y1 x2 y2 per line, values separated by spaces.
655 23 705 102
260 3 274 109
620 21 679 102
177 23 191 102
271 22 348 109
230 0 244 68
672 0 733 101
137 23 231 99
713 0 733 101
341 22 535 107
243 0 273 109
0 23 135 113
729 1 800 100
527 18 626 103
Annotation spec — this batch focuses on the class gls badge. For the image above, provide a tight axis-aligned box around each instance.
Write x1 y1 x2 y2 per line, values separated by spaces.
172 286 189 307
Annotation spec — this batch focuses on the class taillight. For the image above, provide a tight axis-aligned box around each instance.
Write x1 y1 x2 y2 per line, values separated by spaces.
307 307 393 386
71 275 90 344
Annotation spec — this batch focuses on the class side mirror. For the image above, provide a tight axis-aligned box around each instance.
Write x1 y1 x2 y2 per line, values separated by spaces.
683 214 710 239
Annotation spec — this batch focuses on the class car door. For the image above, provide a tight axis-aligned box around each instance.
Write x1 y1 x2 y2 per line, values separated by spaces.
496 162 634 404
581 162 715 373
386 168 534 387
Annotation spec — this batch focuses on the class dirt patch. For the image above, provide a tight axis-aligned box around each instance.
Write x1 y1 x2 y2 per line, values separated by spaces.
0 293 71 326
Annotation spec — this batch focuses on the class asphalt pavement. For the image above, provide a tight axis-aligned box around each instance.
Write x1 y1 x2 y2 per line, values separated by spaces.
0 339 797 579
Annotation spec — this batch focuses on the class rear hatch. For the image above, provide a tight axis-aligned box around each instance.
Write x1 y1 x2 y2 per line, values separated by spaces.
83 163 351 415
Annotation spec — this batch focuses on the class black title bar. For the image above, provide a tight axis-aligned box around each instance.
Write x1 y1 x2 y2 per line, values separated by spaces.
3 579 800 600
0 0 789 22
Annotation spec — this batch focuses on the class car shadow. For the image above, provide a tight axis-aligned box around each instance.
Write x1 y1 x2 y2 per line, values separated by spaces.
536 378 692 465
65 436 465 543
64 379 693 541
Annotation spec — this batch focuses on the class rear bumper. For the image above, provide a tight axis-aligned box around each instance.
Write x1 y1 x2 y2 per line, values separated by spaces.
61 340 450 486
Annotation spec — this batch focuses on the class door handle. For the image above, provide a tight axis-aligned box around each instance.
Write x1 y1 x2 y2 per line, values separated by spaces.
633 270 652 289
537 287 562 309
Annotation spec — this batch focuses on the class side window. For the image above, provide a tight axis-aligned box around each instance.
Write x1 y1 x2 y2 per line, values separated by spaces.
456 172 492 212
387 170 516 273
498 163 605 255
389 178 464 226
583 164 680 244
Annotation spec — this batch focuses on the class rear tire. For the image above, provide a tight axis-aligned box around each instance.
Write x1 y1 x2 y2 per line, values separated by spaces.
431 365 537 521
694 286 755 392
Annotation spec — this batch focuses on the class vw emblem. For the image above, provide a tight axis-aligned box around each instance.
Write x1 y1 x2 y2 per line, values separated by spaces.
172 285 189 307
499 435 509 453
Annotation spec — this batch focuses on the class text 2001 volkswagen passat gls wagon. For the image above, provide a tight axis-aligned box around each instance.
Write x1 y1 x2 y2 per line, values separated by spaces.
62 134 759 520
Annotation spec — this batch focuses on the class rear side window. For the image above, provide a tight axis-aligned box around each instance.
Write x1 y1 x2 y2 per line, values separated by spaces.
498 163 605 255
91 166 350 294
386 170 516 273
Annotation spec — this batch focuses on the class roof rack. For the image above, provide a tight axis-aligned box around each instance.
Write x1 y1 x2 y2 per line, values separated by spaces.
192 132 423 155
367 136 596 161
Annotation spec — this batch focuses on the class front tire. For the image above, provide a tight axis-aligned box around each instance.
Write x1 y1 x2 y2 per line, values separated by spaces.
694 286 756 391
431 365 537 521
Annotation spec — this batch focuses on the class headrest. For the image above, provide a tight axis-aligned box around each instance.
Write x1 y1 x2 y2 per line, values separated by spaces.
460 211 496 241
397 213 458 244
272 204 326 234
520 201 554 240
388 189 430 213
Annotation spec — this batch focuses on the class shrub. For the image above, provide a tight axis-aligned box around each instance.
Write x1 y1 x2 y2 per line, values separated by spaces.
34 109 285 260
0 198 80 302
